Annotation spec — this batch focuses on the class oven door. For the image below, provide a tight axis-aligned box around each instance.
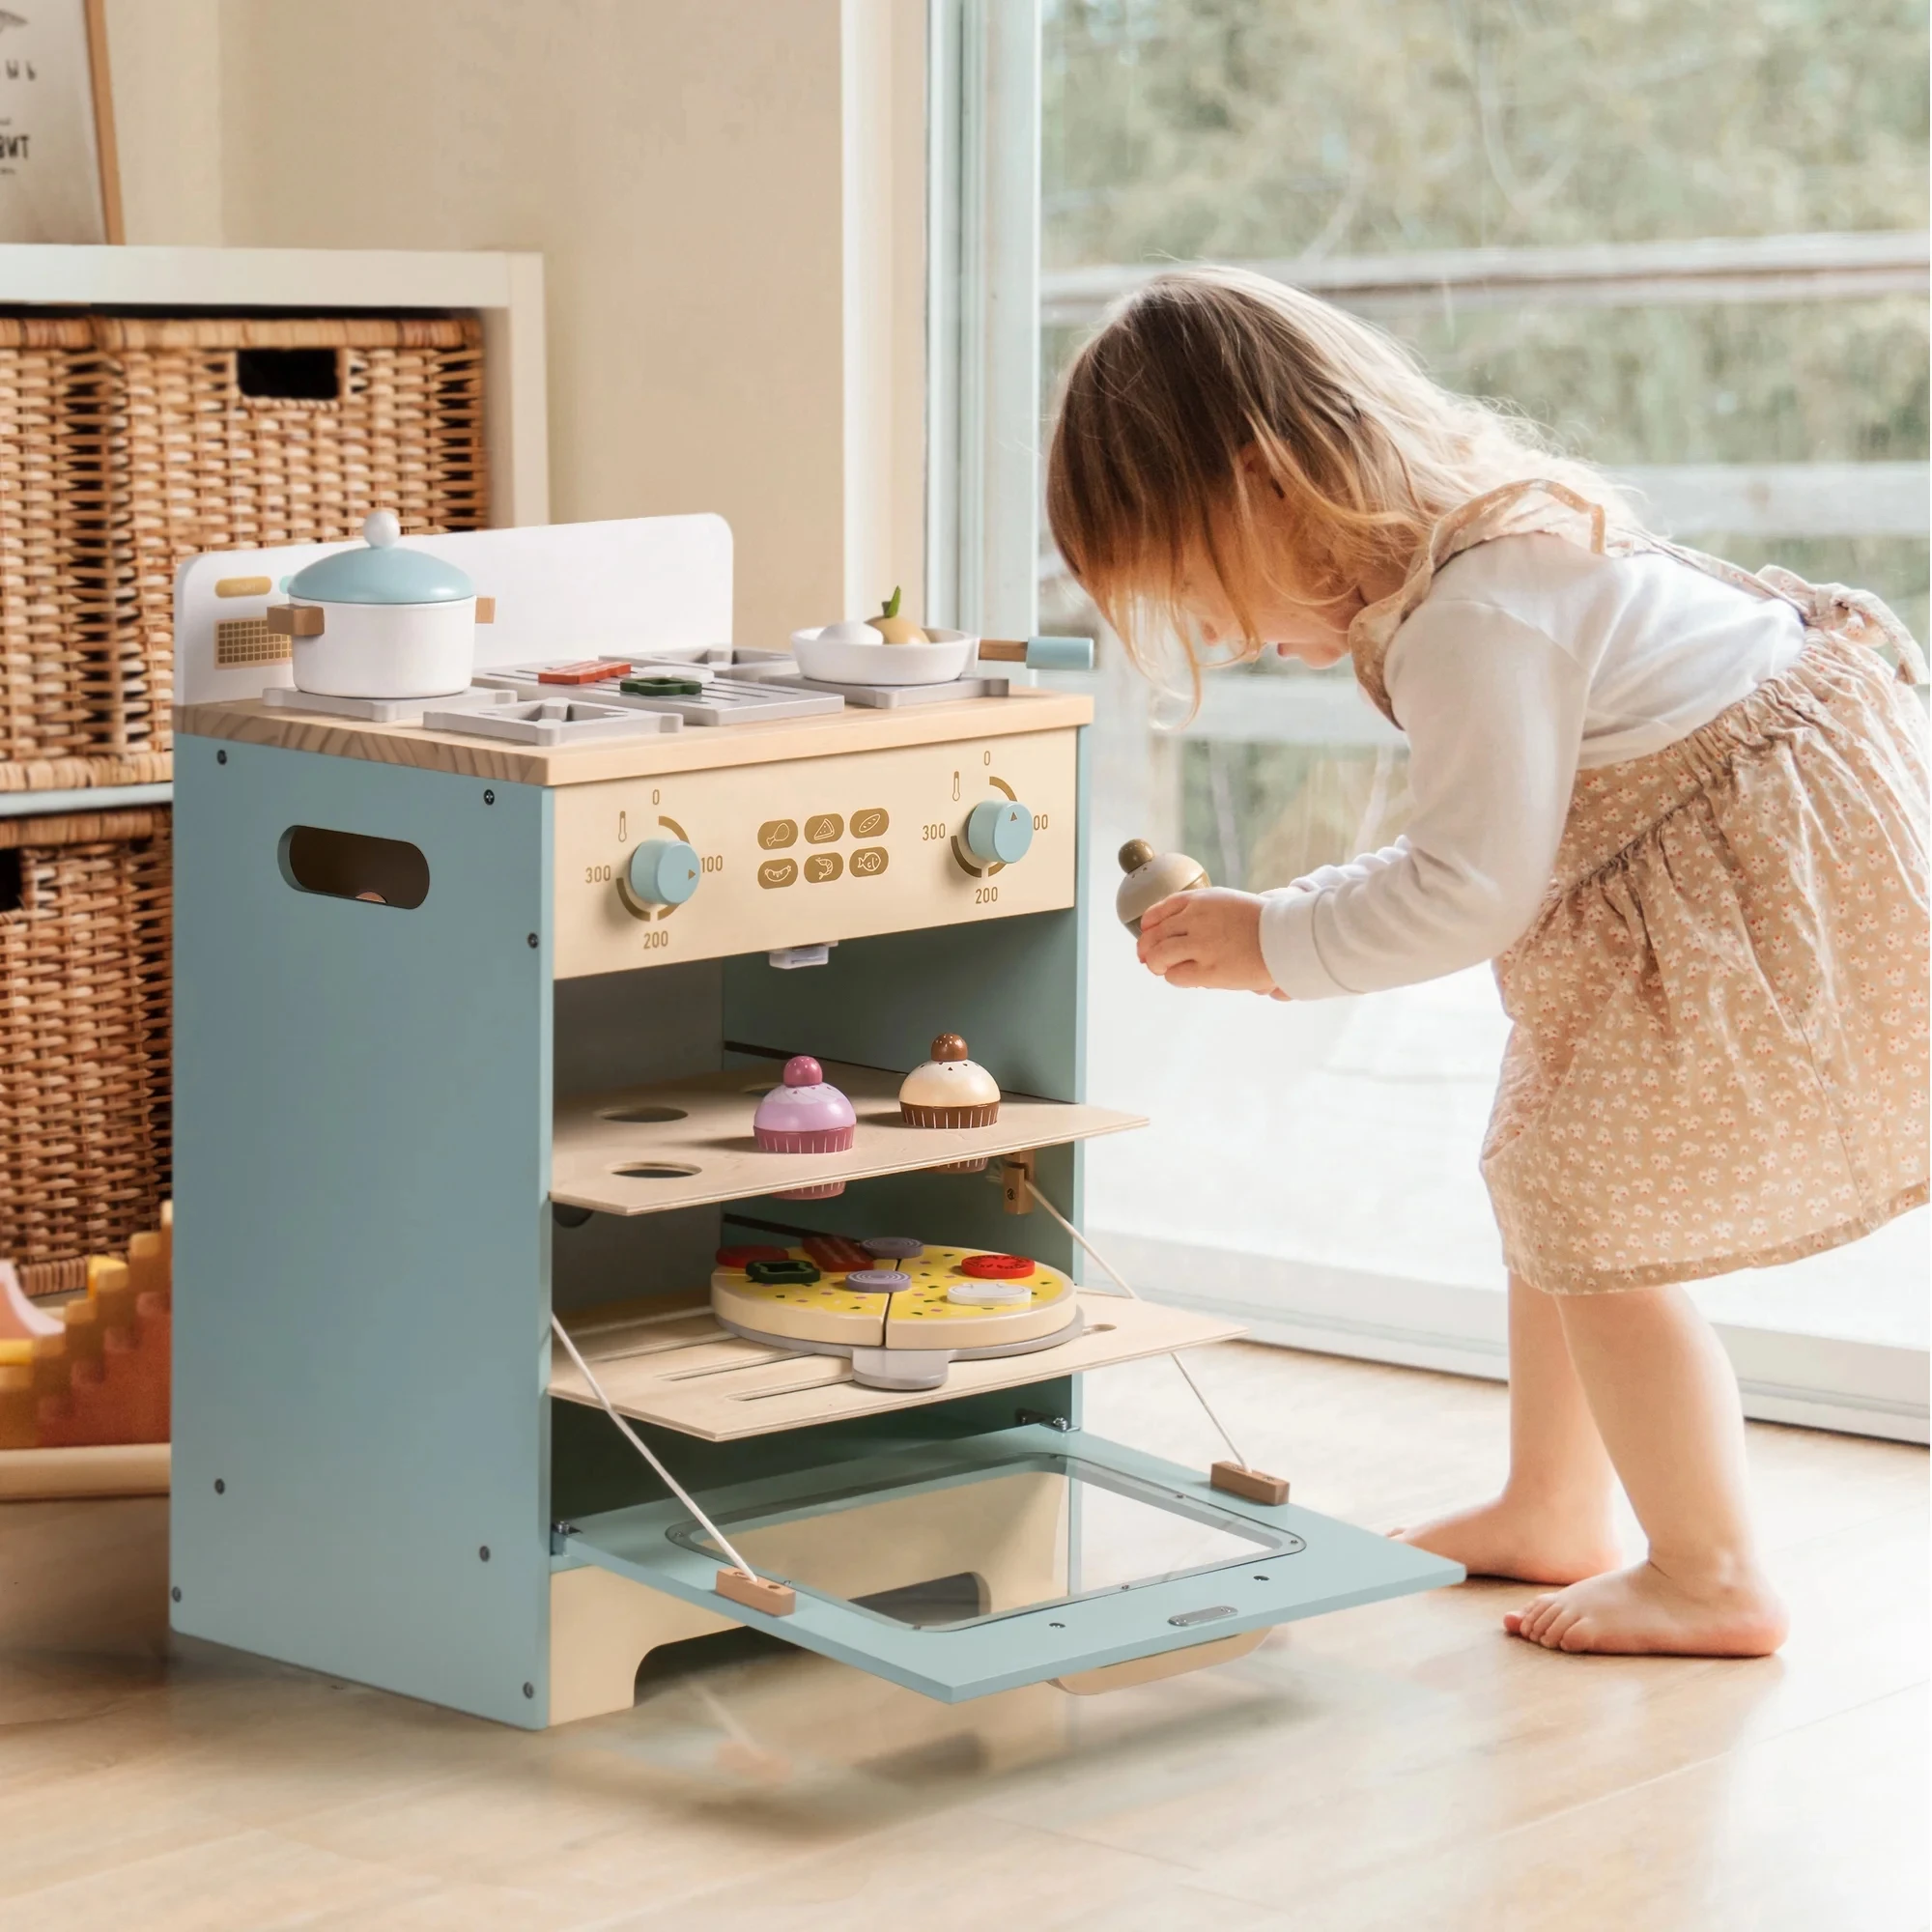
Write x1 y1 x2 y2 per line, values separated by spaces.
554 1423 1460 1702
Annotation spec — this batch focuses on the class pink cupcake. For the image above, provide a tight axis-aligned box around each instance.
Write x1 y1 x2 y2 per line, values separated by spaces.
753 1056 857 1153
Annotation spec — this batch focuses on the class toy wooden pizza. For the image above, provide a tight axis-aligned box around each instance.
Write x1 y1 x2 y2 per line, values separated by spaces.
711 1234 1083 1391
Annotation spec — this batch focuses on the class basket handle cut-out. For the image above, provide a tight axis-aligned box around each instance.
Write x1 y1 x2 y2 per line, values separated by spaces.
278 826 429 910
237 347 342 402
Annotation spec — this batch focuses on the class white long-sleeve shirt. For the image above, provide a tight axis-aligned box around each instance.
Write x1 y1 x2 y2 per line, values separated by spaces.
1258 533 1806 1000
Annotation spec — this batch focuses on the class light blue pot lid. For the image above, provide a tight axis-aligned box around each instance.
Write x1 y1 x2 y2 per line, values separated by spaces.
287 510 474 606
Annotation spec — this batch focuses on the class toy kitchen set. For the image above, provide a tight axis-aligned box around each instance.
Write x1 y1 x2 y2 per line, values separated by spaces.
169 514 1455 1730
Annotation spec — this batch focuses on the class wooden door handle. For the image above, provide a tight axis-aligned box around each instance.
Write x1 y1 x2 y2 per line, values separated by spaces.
1051 1624 1268 1694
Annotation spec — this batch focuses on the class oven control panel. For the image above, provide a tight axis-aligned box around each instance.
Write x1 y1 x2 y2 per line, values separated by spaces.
550 727 1079 978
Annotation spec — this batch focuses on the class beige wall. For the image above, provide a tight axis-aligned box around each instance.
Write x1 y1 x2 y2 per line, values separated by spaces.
103 0 925 650
104 0 224 245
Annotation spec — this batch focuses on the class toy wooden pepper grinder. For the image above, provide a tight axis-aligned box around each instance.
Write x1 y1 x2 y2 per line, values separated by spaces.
1115 839 1210 935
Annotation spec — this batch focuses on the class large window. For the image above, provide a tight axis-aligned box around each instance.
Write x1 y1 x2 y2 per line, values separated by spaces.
933 0 1929 1438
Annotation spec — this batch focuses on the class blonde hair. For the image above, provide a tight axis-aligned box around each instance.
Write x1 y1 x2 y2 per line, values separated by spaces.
1045 267 1626 695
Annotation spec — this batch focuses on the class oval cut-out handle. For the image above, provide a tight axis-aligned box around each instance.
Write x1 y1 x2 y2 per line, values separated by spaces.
279 826 429 909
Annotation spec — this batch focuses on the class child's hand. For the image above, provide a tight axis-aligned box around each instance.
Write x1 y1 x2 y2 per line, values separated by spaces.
1136 889 1286 997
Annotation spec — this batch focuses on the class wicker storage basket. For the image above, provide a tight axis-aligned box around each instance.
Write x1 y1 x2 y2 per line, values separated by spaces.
0 314 487 793
0 808 172 1294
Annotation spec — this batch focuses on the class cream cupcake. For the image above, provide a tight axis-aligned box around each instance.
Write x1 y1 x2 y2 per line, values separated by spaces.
1115 838 1209 935
898 1034 1001 1128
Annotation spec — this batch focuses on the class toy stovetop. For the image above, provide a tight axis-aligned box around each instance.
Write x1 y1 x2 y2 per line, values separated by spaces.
173 683 1091 787
172 518 1093 785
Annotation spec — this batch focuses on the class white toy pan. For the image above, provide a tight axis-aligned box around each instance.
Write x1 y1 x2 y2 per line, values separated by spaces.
790 625 977 686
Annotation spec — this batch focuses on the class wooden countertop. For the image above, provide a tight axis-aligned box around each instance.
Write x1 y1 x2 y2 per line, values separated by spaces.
173 687 1094 788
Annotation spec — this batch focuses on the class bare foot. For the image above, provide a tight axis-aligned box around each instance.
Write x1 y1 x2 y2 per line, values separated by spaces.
1394 1493 1621 1586
1504 1558 1789 1657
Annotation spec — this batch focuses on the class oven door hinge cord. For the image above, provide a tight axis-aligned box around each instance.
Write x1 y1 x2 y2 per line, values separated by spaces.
1022 1178 1259 1477
549 1313 767 1586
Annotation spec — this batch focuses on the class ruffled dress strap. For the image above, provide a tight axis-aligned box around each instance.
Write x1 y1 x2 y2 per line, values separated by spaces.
1347 477 1927 727
1346 479 1625 725
1649 539 1929 687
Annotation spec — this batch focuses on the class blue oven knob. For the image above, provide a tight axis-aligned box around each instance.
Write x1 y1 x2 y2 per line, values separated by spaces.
628 838 701 907
964 798 1034 867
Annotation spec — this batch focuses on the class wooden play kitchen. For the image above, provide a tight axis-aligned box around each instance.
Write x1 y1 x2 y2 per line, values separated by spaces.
169 519 1456 1729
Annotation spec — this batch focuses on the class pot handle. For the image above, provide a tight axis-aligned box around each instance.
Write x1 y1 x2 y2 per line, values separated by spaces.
475 595 497 624
266 604 326 639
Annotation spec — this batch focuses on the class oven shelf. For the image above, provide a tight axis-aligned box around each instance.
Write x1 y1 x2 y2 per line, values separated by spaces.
551 1060 1146 1218
549 1291 1240 1440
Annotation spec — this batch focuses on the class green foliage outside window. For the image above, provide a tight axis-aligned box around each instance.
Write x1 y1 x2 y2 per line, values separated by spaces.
1043 0 1929 886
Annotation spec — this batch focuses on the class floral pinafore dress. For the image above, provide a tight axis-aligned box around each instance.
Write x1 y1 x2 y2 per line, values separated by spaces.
1348 480 1930 1294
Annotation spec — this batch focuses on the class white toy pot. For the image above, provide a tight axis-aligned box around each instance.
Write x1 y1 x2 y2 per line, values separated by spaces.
271 509 489 700
289 597 477 699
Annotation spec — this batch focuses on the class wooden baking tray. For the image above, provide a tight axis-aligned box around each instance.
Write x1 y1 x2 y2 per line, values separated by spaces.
549 1292 1240 1441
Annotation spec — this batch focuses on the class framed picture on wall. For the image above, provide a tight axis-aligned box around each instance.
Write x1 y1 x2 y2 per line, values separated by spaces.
0 0 123 243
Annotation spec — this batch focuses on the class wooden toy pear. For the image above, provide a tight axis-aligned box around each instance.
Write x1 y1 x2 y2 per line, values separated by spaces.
1115 838 1209 934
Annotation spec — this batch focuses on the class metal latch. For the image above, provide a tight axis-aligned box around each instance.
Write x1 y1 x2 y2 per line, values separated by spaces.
1168 1604 1236 1628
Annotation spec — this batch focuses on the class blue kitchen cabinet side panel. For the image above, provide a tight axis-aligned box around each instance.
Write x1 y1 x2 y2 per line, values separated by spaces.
171 736 554 1728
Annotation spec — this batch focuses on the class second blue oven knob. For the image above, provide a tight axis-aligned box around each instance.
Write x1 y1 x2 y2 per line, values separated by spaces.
964 798 1033 867
628 838 701 907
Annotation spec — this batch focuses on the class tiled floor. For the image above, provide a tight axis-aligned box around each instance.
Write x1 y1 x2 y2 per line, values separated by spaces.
2 1344 1923 1930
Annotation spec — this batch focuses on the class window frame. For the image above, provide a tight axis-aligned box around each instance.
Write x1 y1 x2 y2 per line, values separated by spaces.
927 1 1929 1442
